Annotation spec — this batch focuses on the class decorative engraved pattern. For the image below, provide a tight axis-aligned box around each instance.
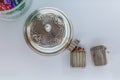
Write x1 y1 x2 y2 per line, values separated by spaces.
90 45 107 66
70 47 86 67
30 13 65 48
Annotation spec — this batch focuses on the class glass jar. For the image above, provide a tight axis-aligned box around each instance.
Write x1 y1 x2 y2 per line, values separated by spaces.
24 7 79 56
0 0 32 21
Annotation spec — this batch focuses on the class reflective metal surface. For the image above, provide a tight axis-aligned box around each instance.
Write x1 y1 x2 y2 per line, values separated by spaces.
90 45 107 66
70 47 86 67
24 7 73 55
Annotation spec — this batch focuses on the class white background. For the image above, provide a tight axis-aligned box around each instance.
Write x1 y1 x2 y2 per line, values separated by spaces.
0 0 120 80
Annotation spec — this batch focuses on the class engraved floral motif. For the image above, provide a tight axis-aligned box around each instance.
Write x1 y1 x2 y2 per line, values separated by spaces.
30 13 65 48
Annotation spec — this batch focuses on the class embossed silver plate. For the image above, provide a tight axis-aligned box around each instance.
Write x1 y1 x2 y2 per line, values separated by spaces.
70 47 86 67
90 45 107 66
24 7 73 55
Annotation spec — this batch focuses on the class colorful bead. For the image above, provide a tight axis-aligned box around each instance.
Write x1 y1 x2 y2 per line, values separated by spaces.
0 0 22 11
4 0 11 4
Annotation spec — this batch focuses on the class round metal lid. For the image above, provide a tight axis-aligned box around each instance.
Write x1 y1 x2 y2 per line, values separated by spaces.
24 7 73 55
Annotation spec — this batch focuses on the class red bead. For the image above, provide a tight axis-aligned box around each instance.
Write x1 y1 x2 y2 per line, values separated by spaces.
0 3 4 11
5 5 11 10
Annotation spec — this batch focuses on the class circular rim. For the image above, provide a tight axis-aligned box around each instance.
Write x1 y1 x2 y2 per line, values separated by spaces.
24 7 73 56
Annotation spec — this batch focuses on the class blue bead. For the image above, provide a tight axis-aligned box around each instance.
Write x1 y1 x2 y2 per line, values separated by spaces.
4 0 11 4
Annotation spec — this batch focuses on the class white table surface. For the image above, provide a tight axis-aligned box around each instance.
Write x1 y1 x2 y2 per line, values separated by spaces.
0 0 120 80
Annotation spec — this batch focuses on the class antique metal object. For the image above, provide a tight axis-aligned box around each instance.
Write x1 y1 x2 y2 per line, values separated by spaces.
24 7 109 68
67 39 80 52
90 45 107 66
70 47 86 67
24 7 88 68
24 7 74 55
24 7 108 68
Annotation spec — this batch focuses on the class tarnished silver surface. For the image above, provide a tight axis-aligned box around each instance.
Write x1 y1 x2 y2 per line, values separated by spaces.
67 39 80 52
24 7 73 55
90 45 107 66
70 47 86 67
31 13 65 48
